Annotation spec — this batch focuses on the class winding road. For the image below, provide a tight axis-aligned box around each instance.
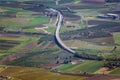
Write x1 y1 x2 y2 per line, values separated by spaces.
50 8 75 54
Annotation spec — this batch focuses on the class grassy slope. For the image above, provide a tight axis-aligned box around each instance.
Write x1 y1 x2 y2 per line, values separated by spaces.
0 66 86 80
113 32 120 45
57 61 105 73
110 68 120 74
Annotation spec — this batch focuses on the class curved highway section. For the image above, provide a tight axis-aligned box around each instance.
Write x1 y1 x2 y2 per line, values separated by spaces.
50 8 75 54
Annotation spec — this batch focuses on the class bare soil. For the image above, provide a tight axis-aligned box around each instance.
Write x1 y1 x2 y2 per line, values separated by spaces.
10 18 31 23
0 9 7 12
94 67 110 74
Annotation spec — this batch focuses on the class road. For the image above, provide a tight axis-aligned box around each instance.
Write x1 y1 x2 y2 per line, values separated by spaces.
50 8 75 54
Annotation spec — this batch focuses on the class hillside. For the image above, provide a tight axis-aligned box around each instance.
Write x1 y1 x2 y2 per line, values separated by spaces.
0 0 120 79
0 66 86 80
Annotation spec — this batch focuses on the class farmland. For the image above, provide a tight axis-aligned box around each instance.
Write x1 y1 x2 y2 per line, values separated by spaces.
0 66 86 80
0 0 120 80
0 4 52 64
0 6 49 32
0 35 39 52
0 33 43 63
110 68 120 74
113 32 120 44
56 61 105 73
63 40 120 58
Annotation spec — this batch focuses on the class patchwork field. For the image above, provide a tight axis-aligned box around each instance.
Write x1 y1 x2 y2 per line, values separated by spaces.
0 6 49 32
0 0 120 78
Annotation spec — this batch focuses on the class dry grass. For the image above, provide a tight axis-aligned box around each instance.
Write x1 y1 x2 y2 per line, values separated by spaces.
64 40 119 51
0 66 7 72
0 8 7 12
10 18 31 23
94 67 110 74
0 66 86 80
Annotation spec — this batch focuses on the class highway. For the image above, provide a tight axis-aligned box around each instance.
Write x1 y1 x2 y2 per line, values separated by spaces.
50 8 75 54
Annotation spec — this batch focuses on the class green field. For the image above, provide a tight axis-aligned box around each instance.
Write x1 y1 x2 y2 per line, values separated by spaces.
6 48 60 67
113 32 120 45
56 61 105 73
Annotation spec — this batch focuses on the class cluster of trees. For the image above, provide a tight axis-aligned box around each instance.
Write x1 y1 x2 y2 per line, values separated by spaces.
74 52 103 60
3 30 47 35
104 61 120 69
0 26 4 31
56 60 71 64
55 55 72 64
104 58 120 69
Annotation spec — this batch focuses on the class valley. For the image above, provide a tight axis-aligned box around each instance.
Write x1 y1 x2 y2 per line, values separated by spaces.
0 0 120 80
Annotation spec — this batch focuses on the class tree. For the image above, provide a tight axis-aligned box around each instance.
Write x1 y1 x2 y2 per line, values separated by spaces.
56 60 59 64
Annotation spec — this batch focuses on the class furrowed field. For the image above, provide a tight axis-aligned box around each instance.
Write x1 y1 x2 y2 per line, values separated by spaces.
0 6 52 64
0 6 49 32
